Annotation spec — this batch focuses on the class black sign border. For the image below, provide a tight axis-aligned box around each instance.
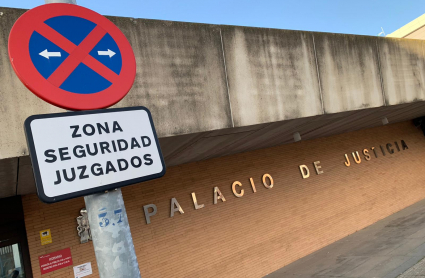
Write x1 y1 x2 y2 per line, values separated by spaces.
24 106 166 204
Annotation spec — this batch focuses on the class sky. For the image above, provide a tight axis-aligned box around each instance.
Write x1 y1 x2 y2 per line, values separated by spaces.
1 0 425 36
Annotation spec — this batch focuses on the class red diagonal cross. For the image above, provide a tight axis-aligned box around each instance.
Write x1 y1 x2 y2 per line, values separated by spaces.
36 23 119 87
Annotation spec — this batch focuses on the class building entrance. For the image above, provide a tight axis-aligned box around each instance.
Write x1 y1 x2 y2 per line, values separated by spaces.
0 197 31 278
0 243 26 278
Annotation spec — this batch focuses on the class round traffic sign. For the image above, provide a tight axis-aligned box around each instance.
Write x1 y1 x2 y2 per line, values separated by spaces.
8 3 136 110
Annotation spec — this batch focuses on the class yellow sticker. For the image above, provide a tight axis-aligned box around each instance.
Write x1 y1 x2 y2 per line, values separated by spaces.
40 229 52 245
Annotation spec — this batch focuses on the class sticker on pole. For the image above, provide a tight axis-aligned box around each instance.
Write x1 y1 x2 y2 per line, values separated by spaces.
24 107 166 203
8 3 136 110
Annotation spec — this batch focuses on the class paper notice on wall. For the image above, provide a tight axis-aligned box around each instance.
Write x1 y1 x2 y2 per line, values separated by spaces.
73 262 92 278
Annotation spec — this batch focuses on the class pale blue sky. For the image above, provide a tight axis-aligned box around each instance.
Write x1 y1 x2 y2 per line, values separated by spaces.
1 0 424 36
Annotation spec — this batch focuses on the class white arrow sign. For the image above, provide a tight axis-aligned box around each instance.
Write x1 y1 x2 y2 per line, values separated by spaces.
39 49 61 59
97 49 116 58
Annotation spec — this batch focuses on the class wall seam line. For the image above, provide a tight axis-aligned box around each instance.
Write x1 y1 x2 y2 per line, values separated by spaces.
219 28 235 128
376 38 387 107
312 34 325 115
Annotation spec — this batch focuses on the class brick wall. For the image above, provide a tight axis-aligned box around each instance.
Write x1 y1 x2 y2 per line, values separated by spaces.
22 121 425 277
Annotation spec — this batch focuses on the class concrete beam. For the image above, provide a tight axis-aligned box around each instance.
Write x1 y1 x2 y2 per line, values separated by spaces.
1 7 425 161
2 7 425 196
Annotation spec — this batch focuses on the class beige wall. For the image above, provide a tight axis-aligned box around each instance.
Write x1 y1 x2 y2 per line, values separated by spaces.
406 25 425 39
388 13 425 39
22 121 425 278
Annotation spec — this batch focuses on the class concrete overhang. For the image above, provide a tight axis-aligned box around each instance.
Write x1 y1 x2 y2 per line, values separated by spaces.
1 7 425 198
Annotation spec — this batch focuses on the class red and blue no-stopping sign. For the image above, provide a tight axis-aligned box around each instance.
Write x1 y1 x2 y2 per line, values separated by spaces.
8 3 136 110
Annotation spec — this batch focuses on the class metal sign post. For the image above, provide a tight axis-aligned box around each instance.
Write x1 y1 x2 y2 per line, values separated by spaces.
85 190 141 278
37 1 141 277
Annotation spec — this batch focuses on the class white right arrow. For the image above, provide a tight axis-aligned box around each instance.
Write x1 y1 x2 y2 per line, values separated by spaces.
97 49 116 58
39 49 61 59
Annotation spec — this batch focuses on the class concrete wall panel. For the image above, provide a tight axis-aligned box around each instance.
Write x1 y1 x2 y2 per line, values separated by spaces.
109 17 232 136
0 8 64 160
1 6 425 171
314 33 384 113
406 26 425 40
222 26 323 127
378 37 425 105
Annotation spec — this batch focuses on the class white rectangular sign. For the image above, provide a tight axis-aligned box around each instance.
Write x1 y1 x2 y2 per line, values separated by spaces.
73 262 92 278
25 107 165 203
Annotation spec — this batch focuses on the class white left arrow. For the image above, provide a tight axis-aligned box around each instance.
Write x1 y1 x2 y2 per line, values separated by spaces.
39 49 61 59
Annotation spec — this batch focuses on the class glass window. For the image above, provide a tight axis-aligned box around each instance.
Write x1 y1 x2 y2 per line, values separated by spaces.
0 244 26 278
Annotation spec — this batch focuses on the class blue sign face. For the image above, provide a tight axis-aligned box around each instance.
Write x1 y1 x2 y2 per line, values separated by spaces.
28 15 122 94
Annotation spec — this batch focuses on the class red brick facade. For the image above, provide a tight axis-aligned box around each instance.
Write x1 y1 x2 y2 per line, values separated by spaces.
22 121 425 277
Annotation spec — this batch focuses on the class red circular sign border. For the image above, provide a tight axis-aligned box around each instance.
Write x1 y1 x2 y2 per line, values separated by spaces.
8 3 136 111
